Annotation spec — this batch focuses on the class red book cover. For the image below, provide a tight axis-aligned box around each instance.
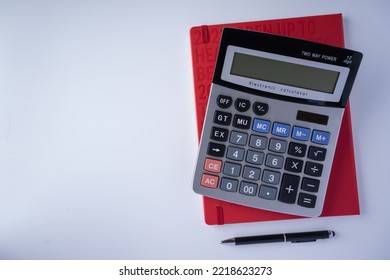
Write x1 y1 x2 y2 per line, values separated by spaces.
190 14 360 225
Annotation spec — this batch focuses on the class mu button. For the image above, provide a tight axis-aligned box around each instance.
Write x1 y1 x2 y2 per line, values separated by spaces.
233 114 251 129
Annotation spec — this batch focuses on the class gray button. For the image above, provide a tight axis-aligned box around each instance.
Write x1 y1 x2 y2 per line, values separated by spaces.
265 154 284 169
245 150 264 165
223 162 241 177
226 146 245 161
229 131 248 146
220 178 239 192
262 170 281 185
268 138 287 153
242 166 261 181
259 185 277 200
249 135 267 149
239 181 258 196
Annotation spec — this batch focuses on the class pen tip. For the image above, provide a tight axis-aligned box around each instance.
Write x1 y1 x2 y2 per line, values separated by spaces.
330 230 335 237
220 238 235 244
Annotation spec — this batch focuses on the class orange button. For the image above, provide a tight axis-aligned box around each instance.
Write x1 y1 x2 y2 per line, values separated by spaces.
204 158 222 173
201 174 219 188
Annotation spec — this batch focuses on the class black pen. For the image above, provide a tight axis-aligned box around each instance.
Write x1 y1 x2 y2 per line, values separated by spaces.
221 230 335 245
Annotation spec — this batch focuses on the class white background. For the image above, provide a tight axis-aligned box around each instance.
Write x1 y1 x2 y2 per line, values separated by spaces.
0 0 389 259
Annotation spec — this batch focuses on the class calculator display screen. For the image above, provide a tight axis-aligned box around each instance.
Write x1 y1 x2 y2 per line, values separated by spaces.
230 52 340 94
221 46 350 103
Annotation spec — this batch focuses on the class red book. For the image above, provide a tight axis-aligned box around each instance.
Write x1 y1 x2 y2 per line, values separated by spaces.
190 14 360 225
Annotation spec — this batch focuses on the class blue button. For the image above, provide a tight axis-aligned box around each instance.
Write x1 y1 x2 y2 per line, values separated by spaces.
252 119 271 133
292 126 311 141
311 130 330 145
272 122 291 137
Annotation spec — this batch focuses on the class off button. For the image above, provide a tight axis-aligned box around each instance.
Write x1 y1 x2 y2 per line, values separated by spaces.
217 95 233 109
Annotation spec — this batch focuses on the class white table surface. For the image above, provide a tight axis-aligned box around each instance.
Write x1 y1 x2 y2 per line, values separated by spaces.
1 0 389 259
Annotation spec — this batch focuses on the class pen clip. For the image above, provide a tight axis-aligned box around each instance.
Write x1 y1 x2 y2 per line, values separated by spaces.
291 239 317 243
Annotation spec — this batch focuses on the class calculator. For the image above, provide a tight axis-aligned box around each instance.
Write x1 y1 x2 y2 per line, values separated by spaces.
192 28 362 217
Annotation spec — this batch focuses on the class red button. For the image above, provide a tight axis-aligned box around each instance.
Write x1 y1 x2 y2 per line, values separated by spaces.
204 158 222 173
201 174 219 188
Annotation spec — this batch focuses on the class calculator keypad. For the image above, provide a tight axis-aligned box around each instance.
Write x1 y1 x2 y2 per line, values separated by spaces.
195 88 340 217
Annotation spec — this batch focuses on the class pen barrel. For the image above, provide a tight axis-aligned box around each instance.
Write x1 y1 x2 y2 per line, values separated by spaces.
285 230 332 243
235 234 285 245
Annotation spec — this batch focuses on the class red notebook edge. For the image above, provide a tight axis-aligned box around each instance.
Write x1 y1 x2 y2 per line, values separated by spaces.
190 13 360 225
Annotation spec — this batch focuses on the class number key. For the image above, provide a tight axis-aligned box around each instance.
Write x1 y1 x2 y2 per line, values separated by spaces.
269 138 287 153
220 177 238 192
229 131 248 146
242 166 261 181
262 170 281 185
245 150 264 165
265 154 284 169
249 135 267 149
239 181 258 196
223 162 241 177
226 146 245 161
